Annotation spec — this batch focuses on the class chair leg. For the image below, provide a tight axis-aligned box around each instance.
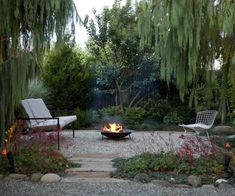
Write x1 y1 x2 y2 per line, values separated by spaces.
180 127 188 145
72 122 75 138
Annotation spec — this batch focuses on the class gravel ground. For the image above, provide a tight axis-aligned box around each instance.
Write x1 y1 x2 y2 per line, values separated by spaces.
1 130 234 196
60 130 184 158
1 179 234 196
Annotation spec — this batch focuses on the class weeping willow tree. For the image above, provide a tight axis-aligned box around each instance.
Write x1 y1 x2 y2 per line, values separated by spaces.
0 0 77 147
138 0 235 115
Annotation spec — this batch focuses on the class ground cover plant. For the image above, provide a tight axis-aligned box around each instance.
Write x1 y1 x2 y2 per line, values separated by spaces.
111 134 225 185
0 126 78 176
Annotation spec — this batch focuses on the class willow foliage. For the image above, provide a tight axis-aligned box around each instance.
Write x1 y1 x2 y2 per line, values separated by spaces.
0 0 77 146
138 0 235 106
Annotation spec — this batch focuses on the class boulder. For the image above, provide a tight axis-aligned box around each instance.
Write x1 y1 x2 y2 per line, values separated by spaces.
212 126 235 135
133 173 151 183
215 179 228 184
30 173 43 182
202 184 215 188
151 179 172 187
174 184 191 188
187 175 201 187
41 173 61 183
7 173 27 180
217 182 234 189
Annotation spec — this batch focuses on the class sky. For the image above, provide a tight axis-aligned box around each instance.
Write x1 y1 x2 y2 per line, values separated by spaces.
73 0 119 48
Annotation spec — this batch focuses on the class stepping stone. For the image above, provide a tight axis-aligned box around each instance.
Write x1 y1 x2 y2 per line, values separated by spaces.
62 153 122 183
61 176 127 183
70 153 118 159
66 171 111 178
66 159 115 172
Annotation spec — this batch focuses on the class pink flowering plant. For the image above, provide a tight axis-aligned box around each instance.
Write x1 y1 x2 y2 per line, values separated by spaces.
0 121 76 175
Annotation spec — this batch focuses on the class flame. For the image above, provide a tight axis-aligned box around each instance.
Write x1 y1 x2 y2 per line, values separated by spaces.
103 123 123 133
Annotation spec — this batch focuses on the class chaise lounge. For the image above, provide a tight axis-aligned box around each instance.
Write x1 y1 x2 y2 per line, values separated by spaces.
20 98 77 149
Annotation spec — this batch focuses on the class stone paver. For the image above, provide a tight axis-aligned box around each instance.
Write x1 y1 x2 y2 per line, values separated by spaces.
62 152 119 182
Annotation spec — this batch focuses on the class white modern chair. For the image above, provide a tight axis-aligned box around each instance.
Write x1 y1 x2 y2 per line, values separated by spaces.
179 110 218 140
20 98 77 150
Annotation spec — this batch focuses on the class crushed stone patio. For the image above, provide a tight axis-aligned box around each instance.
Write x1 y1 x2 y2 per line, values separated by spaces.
59 130 193 183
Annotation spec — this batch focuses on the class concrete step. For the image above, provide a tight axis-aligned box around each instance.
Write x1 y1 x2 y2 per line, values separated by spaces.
64 153 119 182
61 176 127 183
68 157 113 163
66 162 115 172
66 171 110 178
68 153 118 159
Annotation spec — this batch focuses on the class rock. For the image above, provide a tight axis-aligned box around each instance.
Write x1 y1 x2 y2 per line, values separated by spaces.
215 179 228 184
7 173 27 180
202 184 215 188
169 177 176 183
212 126 235 135
0 174 4 179
41 173 61 183
217 182 234 189
133 173 151 183
174 184 191 188
151 180 172 187
30 173 43 182
187 175 201 187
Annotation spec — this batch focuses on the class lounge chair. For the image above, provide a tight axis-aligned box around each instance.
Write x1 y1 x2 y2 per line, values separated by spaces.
20 98 77 149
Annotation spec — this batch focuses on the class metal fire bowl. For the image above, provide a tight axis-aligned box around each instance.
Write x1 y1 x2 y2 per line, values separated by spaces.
101 130 132 139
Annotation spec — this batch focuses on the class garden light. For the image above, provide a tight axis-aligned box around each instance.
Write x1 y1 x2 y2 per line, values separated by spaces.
225 142 231 149
1 148 7 156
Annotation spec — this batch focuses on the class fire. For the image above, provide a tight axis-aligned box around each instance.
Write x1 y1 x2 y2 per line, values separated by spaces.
102 123 123 133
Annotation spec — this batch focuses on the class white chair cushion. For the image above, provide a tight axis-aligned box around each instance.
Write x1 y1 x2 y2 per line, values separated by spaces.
30 115 77 129
179 123 211 130
21 98 77 129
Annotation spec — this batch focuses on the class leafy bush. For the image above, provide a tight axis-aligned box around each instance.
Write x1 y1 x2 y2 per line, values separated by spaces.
142 97 171 121
87 110 100 124
42 43 93 111
74 107 90 128
0 131 78 175
163 111 183 125
26 79 49 100
123 107 146 128
14 145 74 174
122 153 154 173
100 106 123 125
100 106 122 117
0 156 11 175
140 123 156 131
112 152 223 180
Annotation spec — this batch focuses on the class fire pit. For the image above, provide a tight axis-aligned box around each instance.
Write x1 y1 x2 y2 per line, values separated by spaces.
101 123 131 139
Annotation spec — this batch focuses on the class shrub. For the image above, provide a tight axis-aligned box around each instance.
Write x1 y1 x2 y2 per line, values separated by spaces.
26 79 49 100
74 107 89 128
112 152 223 180
163 111 183 125
14 145 73 174
123 107 146 128
100 106 123 125
122 153 154 173
0 130 78 175
87 110 100 124
42 44 93 111
142 97 171 121
100 106 122 117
